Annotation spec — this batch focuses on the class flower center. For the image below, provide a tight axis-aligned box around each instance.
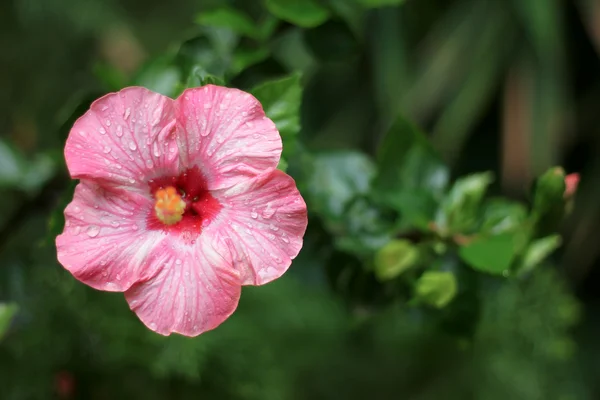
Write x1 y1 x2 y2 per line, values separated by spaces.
146 167 222 241
154 186 186 225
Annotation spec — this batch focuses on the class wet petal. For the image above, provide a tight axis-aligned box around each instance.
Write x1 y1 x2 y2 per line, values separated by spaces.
56 182 165 292
175 85 282 190
65 87 179 191
125 230 241 336
216 169 307 285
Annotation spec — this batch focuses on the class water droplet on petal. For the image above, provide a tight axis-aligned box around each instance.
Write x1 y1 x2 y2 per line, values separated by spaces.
128 142 137 151
103 146 111 154
99 127 106 135
128 178 136 184
152 142 161 157
250 209 258 219
111 221 120 228
86 225 100 237
124 107 131 120
175 259 182 265
101 105 108 111
281 233 290 243
149 322 157 330
116 125 123 137
262 204 275 218
79 130 87 137
73 226 81 236
105 119 111 126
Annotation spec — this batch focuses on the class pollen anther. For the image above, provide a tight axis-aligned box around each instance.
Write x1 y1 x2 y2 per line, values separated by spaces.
154 186 186 225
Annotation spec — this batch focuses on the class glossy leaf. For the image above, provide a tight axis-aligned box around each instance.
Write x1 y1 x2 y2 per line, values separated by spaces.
415 271 457 309
374 116 449 230
435 172 494 235
195 7 260 39
459 233 517 275
480 199 528 234
251 73 302 158
374 239 419 281
334 196 395 258
375 116 448 196
307 151 376 222
231 47 270 76
185 65 225 88
519 235 562 275
264 0 330 28
132 56 181 97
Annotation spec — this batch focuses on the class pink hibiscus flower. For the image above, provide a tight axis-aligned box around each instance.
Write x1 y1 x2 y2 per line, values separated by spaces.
56 85 308 336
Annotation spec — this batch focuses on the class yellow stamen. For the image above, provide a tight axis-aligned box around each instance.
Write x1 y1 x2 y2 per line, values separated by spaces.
154 186 186 225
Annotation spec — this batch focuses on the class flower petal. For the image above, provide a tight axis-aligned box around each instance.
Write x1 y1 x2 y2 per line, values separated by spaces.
65 87 179 191
175 85 282 190
56 182 165 292
216 169 307 285
124 231 241 336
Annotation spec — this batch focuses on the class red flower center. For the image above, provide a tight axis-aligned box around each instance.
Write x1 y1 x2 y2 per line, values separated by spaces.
147 166 222 242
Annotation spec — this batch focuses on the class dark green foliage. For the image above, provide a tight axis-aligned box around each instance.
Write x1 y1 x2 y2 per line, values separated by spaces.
0 0 597 398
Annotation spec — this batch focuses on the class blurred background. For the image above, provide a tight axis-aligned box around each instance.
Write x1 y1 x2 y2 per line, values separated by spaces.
1 0 600 398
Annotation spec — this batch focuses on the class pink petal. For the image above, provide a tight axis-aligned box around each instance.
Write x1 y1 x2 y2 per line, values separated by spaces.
125 231 241 336
174 85 282 190
56 182 165 292
216 169 308 285
65 87 179 191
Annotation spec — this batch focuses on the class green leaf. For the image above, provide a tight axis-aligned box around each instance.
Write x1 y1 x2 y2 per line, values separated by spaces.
264 0 330 28
307 151 376 222
375 116 448 196
356 0 405 7
480 199 528 234
415 271 457 309
334 196 395 258
185 65 225 88
231 46 270 76
459 233 517 275
435 172 494 235
374 116 449 230
0 303 18 340
251 73 302 159
133 56 181 97
271 27 316 72
519 234 562 275
374 239 419 281
176 31 238 80
196 7 260 39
